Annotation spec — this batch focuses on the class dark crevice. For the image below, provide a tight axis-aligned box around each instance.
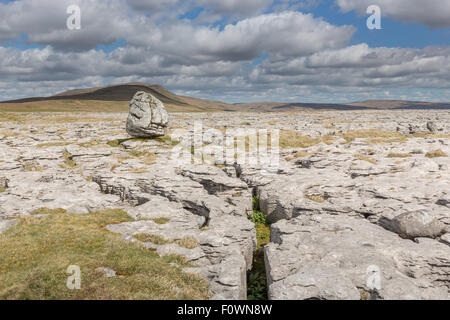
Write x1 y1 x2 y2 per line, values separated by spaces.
247 194 270 300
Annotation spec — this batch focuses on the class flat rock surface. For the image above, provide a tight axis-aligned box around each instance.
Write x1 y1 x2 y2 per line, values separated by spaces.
0 110 449 299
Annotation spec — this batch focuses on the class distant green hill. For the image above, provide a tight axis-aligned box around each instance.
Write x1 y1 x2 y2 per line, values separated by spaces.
1 83 449 112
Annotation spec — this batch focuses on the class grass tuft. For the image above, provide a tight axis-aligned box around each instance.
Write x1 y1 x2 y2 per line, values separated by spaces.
340 130 407 144
24 164 43 172
279 131 333 149
353 154 378 165
31 208 67 215
425 149 448 158
62 149 77 169
304 193 327 203
0 208 208 300
151 218 170 225
387 153 412 158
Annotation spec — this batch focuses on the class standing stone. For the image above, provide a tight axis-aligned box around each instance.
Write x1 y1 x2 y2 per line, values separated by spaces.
126 91 169 138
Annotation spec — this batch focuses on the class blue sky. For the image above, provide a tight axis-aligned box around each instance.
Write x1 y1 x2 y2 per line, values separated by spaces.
0 0 450 103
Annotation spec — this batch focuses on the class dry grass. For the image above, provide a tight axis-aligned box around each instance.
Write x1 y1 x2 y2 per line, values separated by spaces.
78 139 105 148
0 131 21 138
151 218 170 225
31 208 68 215
412 133 450 139
425 149 448 158
37 141 74 148
0 98 207 114
23 163 44 172
174 237 200 250
140 153 158 165
353 154 378 165
340 130 407 144
304 193 326 203
107 138 130 148
0 209 209 300
61 149 77 169
0 113 23 123
134 234 199 249
107 138 160 165
127 151 157 166
134 234 171 245
387 153 412 158
279 130 334 149
285 150 313 161
0 100 129 113
128 167 149 174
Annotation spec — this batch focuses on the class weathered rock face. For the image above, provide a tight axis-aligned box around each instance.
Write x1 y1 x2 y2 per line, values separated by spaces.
126 91 169 138
265 215 450 300
0 110 449 300
94 164 256 300
380 210 446 240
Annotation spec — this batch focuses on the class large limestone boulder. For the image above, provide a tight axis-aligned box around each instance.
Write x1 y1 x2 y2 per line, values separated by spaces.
126 91 169 138
381 210 446 240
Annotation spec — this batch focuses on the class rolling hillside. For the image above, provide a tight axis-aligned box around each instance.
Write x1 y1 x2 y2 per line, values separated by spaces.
0 82 240 113
1 83 450 112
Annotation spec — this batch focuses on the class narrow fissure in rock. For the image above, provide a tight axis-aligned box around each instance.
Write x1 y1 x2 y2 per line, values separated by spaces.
247 195 270 300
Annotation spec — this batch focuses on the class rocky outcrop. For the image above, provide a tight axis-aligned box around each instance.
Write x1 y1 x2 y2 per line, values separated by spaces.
93 164 256 300
380 210 446 240
265 214 450 300
1 110 449 300
126 91 169 138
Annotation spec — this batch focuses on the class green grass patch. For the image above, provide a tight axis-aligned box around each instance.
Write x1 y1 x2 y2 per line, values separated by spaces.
247 196 270 300
0 208 209 300
252 196 260 212
250 210 268 226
